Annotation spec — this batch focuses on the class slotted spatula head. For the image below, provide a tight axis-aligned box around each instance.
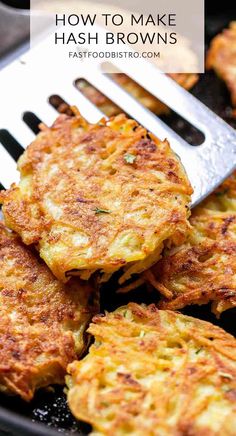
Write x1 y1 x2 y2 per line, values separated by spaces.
0 27 236 205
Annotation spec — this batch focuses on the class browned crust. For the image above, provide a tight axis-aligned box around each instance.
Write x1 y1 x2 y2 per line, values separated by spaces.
67 303 236 435
206 22 236 107
0 222 98 401
143 172 236 317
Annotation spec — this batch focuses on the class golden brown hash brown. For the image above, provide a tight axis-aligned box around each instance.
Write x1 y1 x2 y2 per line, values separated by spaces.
207 22 236 108
0 222 98 401
67 303 236 436
143 172 236 317
0 110 192 284
77 73 198 117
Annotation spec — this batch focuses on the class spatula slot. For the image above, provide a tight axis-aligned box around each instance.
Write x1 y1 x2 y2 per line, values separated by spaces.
22 112 42 135
0 129 24 161
48 95 74 116
75 78 123 117
161 112 205 146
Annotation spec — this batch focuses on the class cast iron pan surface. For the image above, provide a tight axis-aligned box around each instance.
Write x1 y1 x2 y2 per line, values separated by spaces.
0 9 236 436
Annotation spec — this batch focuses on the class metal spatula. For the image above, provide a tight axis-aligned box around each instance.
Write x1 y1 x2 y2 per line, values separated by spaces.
0 28 235 206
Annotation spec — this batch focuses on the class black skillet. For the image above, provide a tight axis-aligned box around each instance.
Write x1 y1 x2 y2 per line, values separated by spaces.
0 1 235 434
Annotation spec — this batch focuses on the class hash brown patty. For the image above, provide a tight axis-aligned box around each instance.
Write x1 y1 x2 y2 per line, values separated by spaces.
77 73 198 117
67 303 236 436
207 22 236 109
0 110 192 283
0 222 98 401
143 172 236 317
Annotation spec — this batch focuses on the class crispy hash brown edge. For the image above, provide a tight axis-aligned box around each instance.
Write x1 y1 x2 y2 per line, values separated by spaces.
67 303 236 435
141 172 236 317
0 222 99 401
0 110 192 284
206 21 236 108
